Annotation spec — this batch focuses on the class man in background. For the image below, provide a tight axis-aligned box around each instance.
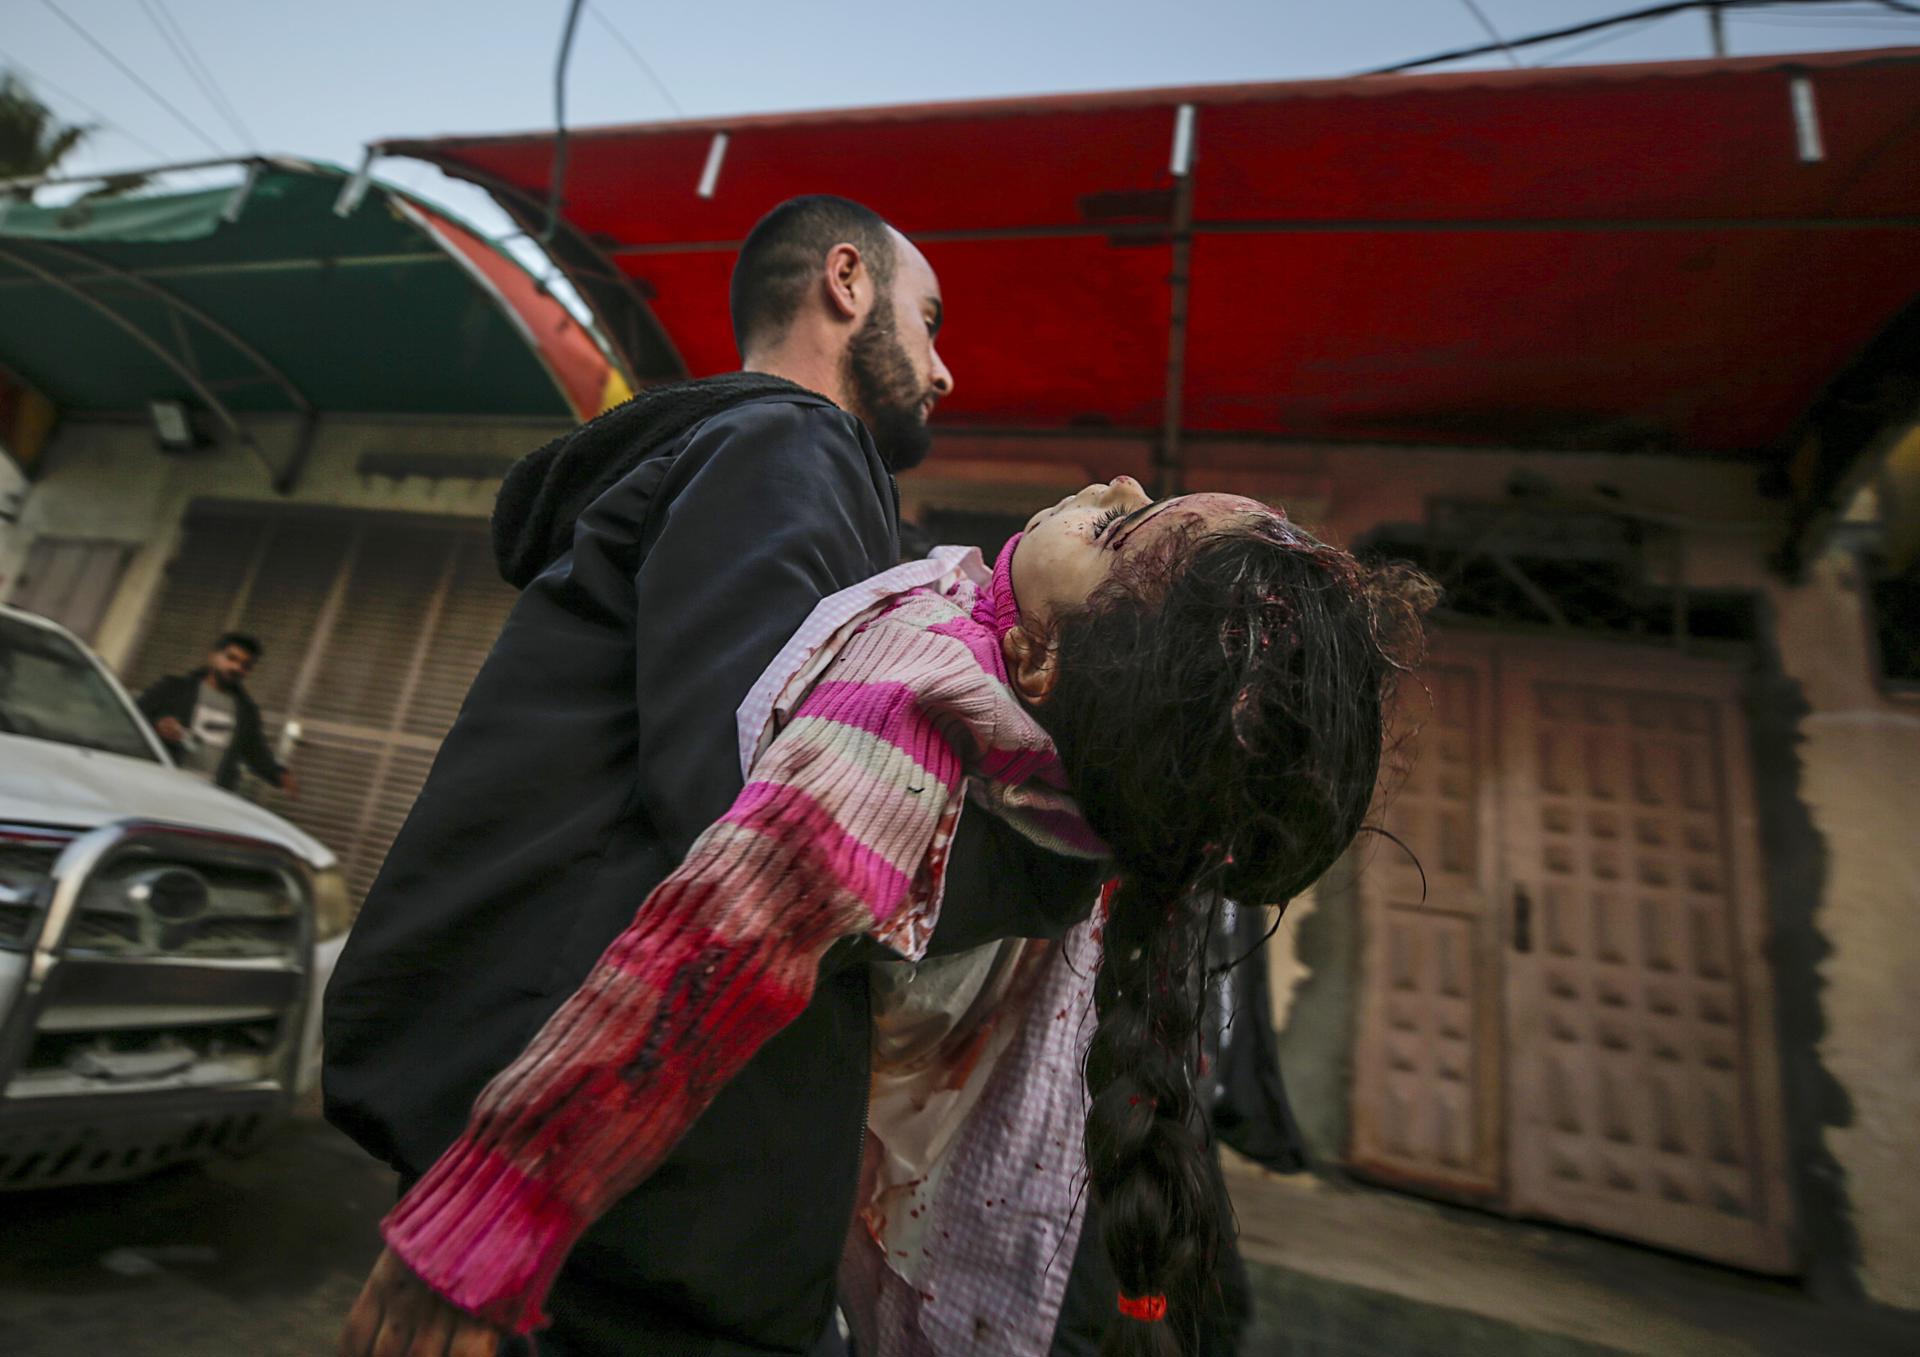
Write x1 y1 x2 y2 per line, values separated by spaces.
136 631 299 797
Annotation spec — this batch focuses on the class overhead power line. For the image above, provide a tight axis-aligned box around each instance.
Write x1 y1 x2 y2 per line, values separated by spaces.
36 0 226 155
137 0 257 151
1732 4 1920 22
0 43 173 162
1532 14 1676 65
588 4 685 117
1455 0 1523 66
1370 0 1920 75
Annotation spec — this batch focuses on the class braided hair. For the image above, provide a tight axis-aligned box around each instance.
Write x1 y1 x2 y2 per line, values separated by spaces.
1032 512 1432 1355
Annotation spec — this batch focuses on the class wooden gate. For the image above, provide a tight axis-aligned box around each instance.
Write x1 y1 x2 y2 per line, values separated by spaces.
1349 650 1503 1200
1351 635 1794 1272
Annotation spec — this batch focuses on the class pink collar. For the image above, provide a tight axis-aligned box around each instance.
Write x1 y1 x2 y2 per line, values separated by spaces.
973 533 1026 640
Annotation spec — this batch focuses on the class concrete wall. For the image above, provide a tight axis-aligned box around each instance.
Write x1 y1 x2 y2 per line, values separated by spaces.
0 451 25 566
0 414 566 670
8 419 1917 1305
911 435 1918 1308
1271 871 1356 1166
1761 542 1920 1308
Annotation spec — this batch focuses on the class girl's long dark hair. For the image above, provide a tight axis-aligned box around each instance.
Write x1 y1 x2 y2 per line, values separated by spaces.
1034 513 1433 1356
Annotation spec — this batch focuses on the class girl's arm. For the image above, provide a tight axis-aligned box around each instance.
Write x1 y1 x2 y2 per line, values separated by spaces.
379 622 992 1334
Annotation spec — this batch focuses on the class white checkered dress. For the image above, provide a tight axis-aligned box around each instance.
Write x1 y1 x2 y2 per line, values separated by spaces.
739 545 1102 1356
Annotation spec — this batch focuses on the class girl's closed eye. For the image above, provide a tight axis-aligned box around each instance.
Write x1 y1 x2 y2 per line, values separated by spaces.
1089 508 1127 538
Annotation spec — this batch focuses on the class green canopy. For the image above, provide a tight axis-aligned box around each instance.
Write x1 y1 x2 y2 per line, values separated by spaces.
0 159 616 426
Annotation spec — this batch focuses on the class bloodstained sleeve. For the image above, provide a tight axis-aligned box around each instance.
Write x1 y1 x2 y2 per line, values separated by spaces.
379 622 991 1334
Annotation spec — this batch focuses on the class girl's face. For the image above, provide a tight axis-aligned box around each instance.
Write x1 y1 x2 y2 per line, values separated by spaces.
1011 478 1272 626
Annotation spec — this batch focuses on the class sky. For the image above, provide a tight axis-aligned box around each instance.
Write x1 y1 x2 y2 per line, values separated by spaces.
5 0 1918 271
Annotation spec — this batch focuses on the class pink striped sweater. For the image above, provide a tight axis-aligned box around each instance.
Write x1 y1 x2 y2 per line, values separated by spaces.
381 538 1104 1335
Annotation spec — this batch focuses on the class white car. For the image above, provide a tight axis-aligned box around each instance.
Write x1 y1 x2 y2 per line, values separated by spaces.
0 604 350 1188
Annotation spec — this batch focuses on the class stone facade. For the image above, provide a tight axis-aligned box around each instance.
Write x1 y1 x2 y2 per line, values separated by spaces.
4 416 1915 1307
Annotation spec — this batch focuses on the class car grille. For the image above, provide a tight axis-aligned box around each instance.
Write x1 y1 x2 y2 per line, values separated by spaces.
26 1017 281 1077
0 823 310 1156
0 834 70 949
0 828 300 962
70 859 301 961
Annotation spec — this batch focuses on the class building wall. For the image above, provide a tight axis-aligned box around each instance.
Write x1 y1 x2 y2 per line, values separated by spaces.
0 414 566 670
914 435 1917 1308
8 420 1917 1304
0 451 24 568
1763 542 1920 1308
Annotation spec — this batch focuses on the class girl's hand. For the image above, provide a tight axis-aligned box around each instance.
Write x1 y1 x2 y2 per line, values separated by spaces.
338 1247 504 1357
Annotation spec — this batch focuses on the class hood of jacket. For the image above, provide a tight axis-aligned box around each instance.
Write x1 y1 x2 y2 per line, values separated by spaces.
491 372 823 589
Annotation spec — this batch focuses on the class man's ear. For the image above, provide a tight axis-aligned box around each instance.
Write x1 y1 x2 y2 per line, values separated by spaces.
824 242 864 322
1001 625 1059 706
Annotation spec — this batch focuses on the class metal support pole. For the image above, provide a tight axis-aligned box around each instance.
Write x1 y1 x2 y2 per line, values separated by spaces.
278 409 321 495
415 158 675 388
1791 78 1826 163
696 132 729 200
0 155 263 193
1489 550 1570 629
544 0 589 243
1670 533 1689 655
222 159 263 223
1155 105 1197 500
1708 2 1728 58
0 245 275 481
0 252 447 291
605 213 1920 260
14 238 317 422
334 148 376 218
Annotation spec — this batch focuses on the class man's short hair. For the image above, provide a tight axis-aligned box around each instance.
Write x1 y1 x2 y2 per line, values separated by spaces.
214 631 263 659
729 195 897 356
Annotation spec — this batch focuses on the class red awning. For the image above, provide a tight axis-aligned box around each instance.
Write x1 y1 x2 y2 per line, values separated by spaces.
396 195 628 420
384 47 1920 460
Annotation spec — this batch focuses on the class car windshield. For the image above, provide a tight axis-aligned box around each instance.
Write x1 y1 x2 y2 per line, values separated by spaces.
0 614 160 762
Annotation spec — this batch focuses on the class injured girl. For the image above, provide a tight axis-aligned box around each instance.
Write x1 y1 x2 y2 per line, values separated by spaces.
340 476 1431 1357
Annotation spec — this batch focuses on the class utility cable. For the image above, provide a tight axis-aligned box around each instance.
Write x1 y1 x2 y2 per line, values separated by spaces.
544 0 588 244
151 0 256 141
1735 12 1920 23
0 44 173 163
588 4 685 117
1455 0 1523 66
137 0 257 151
35 0 226 155
1368 0 1909 75
1729 1 1920 21
1532 13 1677 63
1746 0 1920 13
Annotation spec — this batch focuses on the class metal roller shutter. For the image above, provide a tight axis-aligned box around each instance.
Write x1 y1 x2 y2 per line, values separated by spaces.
127 515 271 693
127 506 517 914
8 537 136 642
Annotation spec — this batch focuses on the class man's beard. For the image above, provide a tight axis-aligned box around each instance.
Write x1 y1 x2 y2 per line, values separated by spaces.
844 302 932 472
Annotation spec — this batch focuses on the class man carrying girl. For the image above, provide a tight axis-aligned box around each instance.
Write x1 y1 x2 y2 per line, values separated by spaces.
329 196 1428 1357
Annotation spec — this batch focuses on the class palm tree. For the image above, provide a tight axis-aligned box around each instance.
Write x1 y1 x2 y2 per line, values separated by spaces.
0 70 92 185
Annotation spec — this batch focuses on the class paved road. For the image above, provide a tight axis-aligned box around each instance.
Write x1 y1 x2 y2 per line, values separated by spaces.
0 1103 393 1356
16 1108 1919 1357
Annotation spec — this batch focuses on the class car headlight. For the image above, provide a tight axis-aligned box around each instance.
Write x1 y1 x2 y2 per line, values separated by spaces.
310 866 353 942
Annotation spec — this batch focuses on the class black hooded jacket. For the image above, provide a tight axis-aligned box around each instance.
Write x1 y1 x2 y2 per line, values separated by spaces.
134 669 283 791
322 378 1099 1356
